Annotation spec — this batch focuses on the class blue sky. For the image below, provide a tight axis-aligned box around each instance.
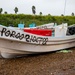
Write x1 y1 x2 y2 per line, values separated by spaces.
0 0 75 15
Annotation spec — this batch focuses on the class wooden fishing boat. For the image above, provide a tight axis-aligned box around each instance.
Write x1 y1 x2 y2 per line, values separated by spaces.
0 24 75 58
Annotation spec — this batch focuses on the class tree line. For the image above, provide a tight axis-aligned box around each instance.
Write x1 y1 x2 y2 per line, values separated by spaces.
0 6 74 16
0 14 75 27
0 6 75 27
0 6 43 15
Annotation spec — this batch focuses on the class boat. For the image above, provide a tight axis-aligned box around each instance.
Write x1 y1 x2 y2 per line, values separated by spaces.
10 23 54 30
35 23 54 29
0 23 75 58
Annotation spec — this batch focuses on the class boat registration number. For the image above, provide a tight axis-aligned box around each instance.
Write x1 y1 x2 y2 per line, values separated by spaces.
0 28 48 45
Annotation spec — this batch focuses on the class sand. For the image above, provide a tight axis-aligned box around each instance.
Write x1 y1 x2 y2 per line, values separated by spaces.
0 48 75 75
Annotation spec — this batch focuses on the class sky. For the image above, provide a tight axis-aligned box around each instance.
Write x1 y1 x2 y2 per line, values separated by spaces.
0 0 75 16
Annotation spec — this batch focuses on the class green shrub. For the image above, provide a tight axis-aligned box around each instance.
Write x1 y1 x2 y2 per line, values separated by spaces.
0 14 75 27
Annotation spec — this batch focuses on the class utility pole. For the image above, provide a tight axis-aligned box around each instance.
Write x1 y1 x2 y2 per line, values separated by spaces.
64 0 67 16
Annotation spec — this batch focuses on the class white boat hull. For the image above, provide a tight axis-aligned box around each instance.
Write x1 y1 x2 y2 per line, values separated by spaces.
0 37 75 58
0 25 75 58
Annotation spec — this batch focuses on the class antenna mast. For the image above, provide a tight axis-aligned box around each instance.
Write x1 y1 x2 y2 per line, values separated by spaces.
64 0 67 16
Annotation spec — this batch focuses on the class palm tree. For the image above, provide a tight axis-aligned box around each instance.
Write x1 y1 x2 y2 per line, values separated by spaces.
4 11 7 14
71 12 74 16
39 12 42 16
32 6 36 15
14 7 18 14
48 14 51 16
61 14 64 16
0 8 3 14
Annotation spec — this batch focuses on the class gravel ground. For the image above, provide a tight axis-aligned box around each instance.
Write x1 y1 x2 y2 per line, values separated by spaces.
0 48 75 75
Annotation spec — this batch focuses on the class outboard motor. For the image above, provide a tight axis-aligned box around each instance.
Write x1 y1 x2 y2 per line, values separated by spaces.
67 25 75 35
